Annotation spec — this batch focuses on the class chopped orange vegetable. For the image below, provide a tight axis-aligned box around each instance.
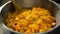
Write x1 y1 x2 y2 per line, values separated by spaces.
6 7 56 33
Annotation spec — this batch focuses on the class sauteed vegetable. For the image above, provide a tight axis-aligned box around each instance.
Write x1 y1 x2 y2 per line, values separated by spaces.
6 7 56 33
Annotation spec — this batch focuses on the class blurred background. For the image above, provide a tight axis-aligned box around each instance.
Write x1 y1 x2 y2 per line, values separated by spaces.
0 0 60 6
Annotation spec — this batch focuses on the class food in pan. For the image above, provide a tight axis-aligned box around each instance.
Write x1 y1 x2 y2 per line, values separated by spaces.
6 7 56 33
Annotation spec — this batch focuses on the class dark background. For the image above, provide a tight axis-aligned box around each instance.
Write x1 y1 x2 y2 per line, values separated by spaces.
53 0 60 4
0 0 9 6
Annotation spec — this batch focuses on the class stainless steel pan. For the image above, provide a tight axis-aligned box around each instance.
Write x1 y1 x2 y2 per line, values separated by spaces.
0 0 60 34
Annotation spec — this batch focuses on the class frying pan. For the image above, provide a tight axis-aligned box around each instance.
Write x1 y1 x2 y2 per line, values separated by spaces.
0 0 60 34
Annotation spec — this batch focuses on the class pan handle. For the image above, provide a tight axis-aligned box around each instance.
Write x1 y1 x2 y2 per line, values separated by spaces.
0 1 11 13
